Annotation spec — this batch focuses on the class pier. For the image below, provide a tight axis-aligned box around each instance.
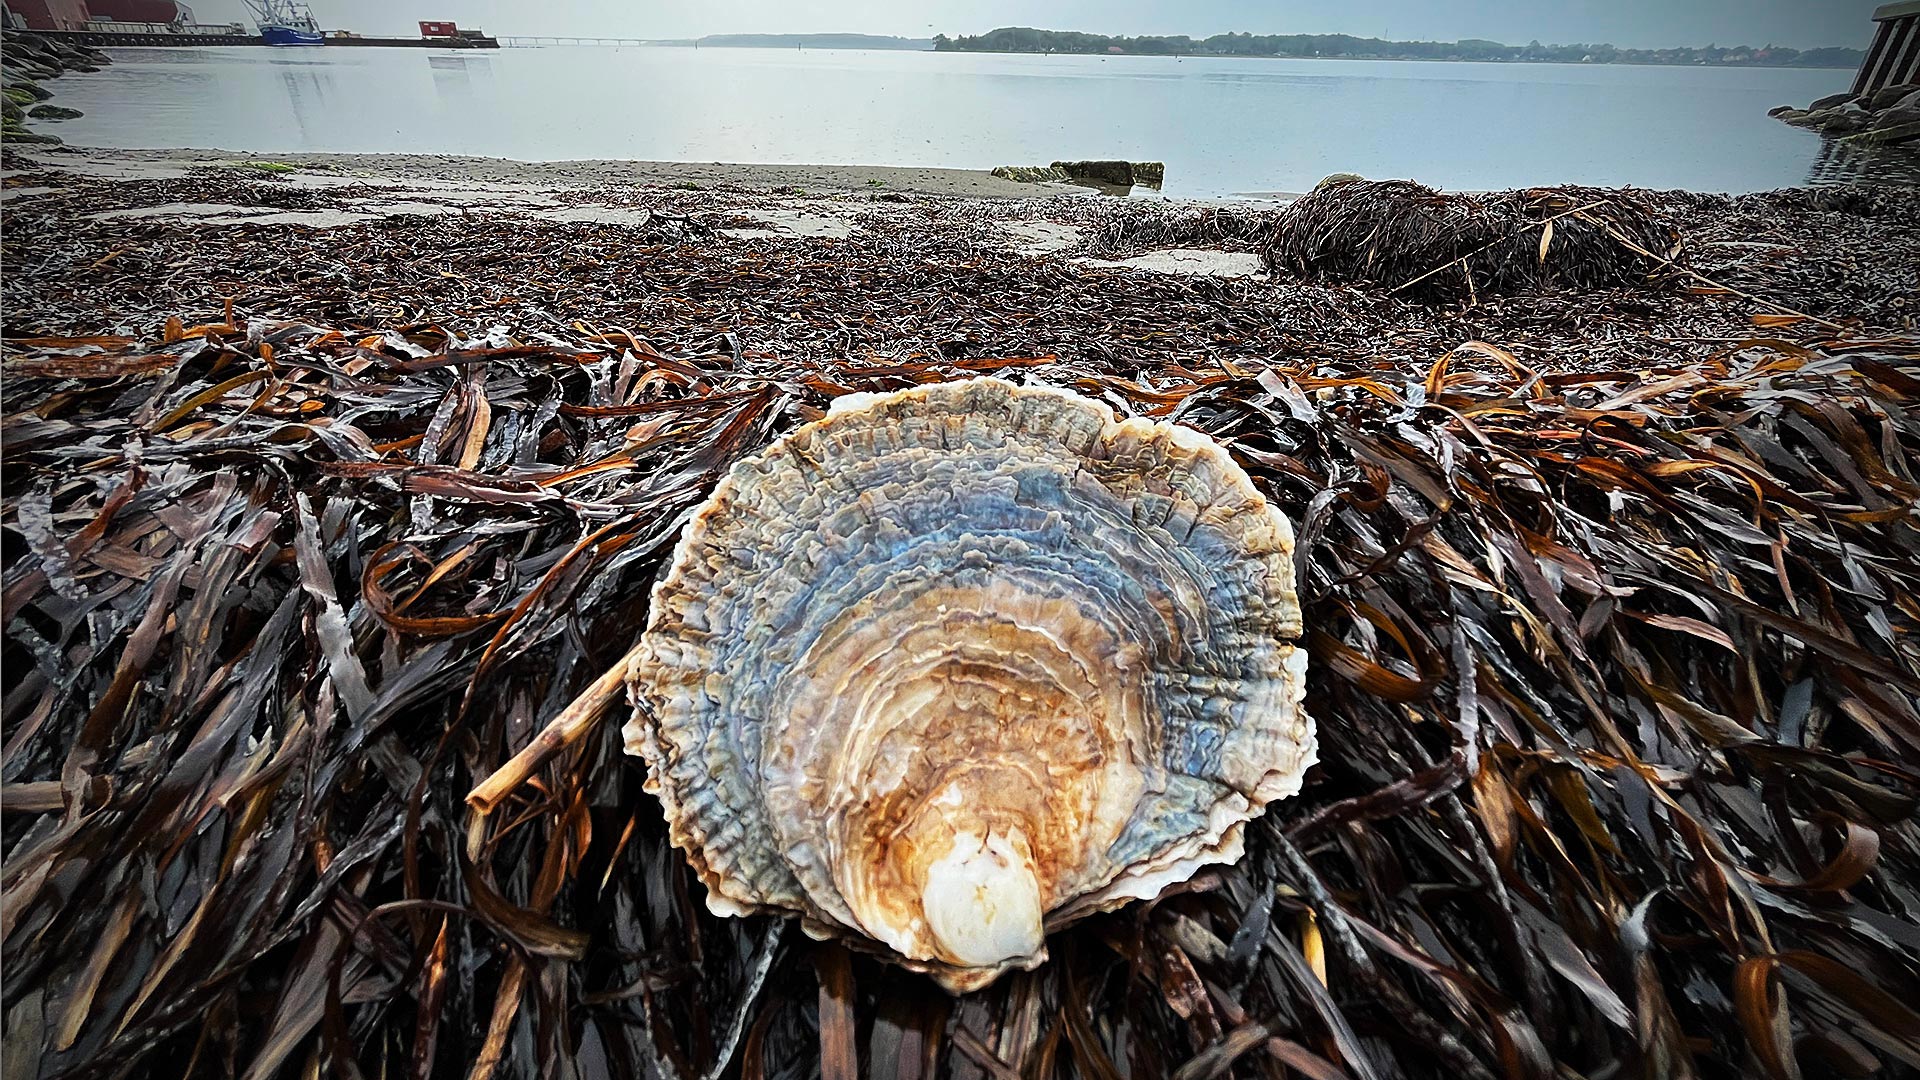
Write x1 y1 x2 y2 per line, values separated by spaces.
16 28 498 48
26 27 258 47
498 37 664 48
1854 1 1920 95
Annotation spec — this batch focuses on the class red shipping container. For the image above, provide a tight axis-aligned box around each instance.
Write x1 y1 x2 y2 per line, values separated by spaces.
418 20 457 37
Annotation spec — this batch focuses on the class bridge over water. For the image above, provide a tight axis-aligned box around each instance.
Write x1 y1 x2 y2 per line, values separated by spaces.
498 37 675 48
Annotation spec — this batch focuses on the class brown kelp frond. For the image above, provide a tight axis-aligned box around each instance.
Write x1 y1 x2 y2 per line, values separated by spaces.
3 318 1918 1079
1263 180 1685 300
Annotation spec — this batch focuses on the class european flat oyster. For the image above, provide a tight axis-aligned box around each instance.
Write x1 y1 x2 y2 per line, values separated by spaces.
625 379 1313 991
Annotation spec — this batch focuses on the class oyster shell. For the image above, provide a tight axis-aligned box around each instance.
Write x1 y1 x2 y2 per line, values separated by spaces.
625 379 1313 991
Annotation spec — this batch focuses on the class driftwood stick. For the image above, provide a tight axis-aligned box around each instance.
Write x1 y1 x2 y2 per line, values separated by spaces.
465 642 645 814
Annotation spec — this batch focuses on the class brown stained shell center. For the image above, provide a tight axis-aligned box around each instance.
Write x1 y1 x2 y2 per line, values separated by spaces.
624 378 1314 991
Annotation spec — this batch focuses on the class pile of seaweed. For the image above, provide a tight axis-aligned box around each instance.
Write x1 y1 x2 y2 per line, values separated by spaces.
1079 203 1275 258
1263 180 1686 301
3 315 1918 1080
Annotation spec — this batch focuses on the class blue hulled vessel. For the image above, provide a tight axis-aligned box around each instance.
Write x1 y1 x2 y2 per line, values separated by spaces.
246 0 325 46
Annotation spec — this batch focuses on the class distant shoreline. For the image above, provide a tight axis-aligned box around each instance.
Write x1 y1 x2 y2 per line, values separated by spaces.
464 42 1859 71
911 49 1860 71
79 38 1860 70
933 27 1864 71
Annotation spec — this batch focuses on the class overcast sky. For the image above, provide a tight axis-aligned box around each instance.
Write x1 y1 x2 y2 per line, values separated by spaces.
191 1 1883 50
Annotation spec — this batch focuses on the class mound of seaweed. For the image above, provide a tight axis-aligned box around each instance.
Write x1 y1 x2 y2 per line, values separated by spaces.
1263 180 1685 301
3 316 1918 1080
1080 203 1275 258
1727 186 1920 218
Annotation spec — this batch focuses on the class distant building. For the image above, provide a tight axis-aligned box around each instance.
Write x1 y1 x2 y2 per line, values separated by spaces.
4 0 199 28
5 0 92 30
88 0 195 21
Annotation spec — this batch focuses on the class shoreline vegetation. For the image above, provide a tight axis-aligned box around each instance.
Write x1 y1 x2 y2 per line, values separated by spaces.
2 32 111 146
932 26 1866 68
509 27 1865 69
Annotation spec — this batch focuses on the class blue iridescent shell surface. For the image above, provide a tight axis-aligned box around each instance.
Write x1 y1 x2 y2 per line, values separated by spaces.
625 378 1313 991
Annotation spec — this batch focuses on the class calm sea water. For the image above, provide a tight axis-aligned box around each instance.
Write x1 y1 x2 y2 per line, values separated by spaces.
41 46 1919 197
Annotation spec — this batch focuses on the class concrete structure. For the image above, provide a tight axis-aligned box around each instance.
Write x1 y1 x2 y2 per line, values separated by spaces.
24 26 497 46
1855 1 1920 95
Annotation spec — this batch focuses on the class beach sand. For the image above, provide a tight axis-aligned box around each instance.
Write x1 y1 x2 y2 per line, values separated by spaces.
7 146 1069 198
3 144 1913 354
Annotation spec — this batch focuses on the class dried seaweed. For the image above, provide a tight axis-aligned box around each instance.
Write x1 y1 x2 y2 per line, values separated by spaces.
4 157 1919 1080
1262 180 1686 301
4 301 1918 1080
5 174 1916 361
1079 203 1274 258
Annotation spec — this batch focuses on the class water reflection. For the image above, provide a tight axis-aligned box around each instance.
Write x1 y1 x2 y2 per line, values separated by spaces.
274 61 332 145
1806 136 1920 188
429 54 493 105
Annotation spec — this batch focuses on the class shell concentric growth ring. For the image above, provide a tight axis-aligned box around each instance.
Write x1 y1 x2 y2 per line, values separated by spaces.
624 378 1314 991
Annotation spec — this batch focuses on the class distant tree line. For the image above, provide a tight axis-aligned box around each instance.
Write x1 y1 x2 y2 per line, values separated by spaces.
930 28 1864 68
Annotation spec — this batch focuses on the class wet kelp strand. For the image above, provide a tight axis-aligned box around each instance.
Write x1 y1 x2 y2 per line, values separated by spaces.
3 309 1918 1079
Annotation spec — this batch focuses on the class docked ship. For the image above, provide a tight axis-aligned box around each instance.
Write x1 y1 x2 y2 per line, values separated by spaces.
243 0 323 45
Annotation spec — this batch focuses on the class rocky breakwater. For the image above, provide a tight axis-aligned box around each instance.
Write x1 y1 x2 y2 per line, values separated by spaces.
1770 83 1920 147
3 31 110 145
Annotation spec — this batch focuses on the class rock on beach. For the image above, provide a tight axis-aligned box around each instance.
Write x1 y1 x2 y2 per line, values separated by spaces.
1770 85 1920 146
1 32 109 142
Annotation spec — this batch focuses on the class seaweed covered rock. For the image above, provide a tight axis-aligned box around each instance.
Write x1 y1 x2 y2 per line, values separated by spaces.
1804 102 1873 133
1773 83 1920 144
1052 159 1137 186
625 379 1312 991
990 164 1070 183
1854 103 1920 147
2 127 62 145
1262 179 1682 300
1867 82 1919 110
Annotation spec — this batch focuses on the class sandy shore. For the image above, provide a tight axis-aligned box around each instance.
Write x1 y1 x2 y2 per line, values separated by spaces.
3 144 1914 354
10 145 1071 198
2 145 1280 287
